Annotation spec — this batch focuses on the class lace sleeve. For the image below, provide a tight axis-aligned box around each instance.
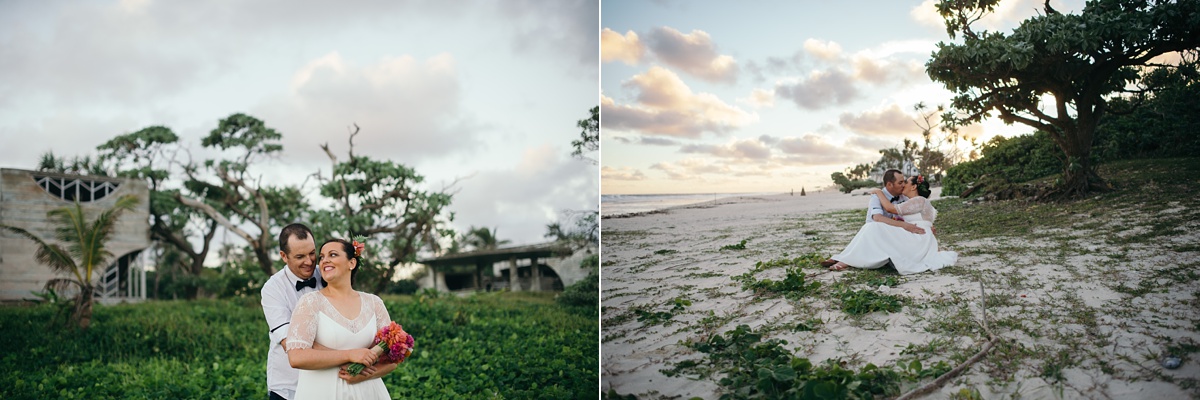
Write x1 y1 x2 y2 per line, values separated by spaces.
927 200 938 223
369 293 392 328
896 197 926 216
285 292 320 351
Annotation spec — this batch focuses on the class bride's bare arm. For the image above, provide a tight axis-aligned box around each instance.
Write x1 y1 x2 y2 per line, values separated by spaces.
871 189 899 214
289 347 378 370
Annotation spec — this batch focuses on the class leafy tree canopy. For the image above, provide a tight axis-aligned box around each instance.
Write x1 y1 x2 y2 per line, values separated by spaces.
928 0 1200 197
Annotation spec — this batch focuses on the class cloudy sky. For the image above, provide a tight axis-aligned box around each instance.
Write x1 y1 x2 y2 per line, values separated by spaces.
600 0 1087 195
0 0 598 247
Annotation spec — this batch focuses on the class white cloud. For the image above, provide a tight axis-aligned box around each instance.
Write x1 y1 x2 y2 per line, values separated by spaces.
804 38 844 61
449 143 597 246
601 28 645 65
774 69 861 110
680 138 773 160
601 166 647 181
601 67 756 137
738 88 775 108
911 0 1081 33
645 27 738 83
259 52 478 164
839 104 918 136
777 134 873 165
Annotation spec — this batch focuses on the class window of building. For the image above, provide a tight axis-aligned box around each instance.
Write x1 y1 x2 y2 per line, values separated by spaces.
33 175 120 202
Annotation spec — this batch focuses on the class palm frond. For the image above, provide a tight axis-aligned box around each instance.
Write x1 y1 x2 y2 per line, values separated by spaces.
1 225 82 282
47 203 89 267
82 194 139 279
43 278 81 294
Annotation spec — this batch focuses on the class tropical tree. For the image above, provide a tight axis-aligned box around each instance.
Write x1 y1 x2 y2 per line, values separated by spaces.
571 106 599 165
1 194 140 329
549 106 600 250
927 0 1200 197
95 127 223 298
463 226 510 251
178 113 293 275
314 125 456 293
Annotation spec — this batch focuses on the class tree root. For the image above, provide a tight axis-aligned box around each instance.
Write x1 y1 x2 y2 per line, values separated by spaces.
894 281 999 400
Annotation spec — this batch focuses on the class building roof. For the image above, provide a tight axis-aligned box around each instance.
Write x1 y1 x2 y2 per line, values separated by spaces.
420 241 573 267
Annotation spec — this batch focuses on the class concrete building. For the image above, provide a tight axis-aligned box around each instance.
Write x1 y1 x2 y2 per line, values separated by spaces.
0 168 151 303
418 242 593 293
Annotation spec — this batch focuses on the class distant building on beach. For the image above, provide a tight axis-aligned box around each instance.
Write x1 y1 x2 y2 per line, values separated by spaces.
417 242 593 293
0 168 151 303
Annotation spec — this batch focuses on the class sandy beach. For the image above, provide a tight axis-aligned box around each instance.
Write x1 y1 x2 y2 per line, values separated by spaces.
600 188 1199 399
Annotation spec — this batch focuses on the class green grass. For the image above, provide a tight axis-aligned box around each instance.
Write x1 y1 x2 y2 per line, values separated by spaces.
0 292 597 399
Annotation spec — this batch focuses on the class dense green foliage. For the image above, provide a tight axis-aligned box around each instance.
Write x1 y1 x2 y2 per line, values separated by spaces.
0 293 597 399
558 273 599 310
830 172 879 194
927 0 1200 195
941 131 1061 196
1095 64 1200 161
943 63 1200 198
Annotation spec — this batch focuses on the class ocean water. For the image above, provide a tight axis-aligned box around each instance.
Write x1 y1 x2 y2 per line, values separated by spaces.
601 192 777 216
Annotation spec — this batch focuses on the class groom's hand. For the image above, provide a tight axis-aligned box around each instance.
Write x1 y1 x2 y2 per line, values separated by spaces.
904 224 925 235
338 365 378 383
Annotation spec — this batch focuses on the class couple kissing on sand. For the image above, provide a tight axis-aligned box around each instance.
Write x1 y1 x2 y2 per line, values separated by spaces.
820 169 958 275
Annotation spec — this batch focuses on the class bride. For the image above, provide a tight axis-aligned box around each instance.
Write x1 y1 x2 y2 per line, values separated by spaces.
827 176 958 275
286 239 395 399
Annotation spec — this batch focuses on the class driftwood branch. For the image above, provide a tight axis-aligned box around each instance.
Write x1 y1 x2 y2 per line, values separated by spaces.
894 281 999 400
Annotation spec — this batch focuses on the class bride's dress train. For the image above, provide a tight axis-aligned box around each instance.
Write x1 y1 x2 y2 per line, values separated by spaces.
832 197 957 275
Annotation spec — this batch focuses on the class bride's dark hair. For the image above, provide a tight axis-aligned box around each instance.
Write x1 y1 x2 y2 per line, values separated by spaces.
909 176 932 198
322 238 362 282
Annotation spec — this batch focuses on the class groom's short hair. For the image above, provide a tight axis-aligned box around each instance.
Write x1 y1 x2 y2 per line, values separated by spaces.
279 223 313 254
883 169 904 185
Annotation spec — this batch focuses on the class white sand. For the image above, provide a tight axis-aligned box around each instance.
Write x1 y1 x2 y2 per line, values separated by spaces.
600 189 1199 399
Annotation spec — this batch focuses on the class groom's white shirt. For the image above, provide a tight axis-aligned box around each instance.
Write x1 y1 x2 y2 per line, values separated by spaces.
866 188 908 223
262 266 323 399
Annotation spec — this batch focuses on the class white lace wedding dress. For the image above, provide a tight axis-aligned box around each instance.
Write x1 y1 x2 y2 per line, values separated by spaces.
286 291 391 400
831 196 958 275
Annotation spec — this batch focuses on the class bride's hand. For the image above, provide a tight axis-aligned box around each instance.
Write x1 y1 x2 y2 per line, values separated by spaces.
346 348 378 366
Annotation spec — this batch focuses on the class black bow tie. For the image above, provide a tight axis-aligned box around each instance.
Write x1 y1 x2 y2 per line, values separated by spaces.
889 196 901 204
295 277 318 291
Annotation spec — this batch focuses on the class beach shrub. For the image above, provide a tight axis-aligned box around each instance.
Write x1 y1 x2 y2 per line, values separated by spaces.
557 272 598 309
664 324 906 399
734 267 821 300
839 289 905 315
633 296 690 326
831 172 878 194
942 131 1061 197
720 239 749 251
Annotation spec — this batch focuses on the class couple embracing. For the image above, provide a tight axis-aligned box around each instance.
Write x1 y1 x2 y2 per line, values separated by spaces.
821 169 958 275
262 223 400 400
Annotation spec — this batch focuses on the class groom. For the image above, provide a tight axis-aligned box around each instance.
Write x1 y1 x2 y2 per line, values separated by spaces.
866 169 925 234
820 169 925 268
262 223 323 400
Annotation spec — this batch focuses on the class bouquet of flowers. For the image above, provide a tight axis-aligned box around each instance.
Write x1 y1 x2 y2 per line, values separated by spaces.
346 321 415 375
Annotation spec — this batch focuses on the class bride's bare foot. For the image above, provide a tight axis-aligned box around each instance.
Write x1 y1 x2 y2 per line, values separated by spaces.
829 262 849 271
